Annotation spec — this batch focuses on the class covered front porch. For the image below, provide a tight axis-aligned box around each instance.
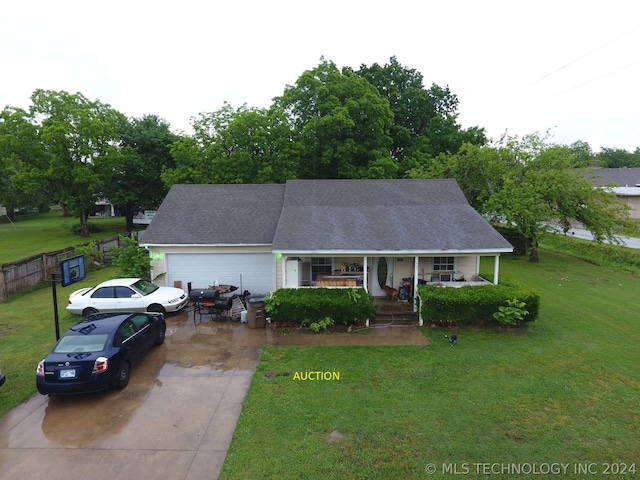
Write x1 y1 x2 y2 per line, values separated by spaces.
279 253 500 307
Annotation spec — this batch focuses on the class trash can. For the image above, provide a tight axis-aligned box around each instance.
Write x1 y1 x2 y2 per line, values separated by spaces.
247 297 266 329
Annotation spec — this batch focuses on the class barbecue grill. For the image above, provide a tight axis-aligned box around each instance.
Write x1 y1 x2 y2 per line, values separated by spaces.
189 288 236 323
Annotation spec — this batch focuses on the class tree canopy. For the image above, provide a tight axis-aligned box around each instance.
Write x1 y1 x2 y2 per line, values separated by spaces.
27 90 126 236
275 59 396 179
596 147 640 168
414 133 632 261
104 114 178 231
0 107 50 221
354 56 486 169
0 58 634 253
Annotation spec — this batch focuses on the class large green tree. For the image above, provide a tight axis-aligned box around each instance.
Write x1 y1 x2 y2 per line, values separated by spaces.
354 56 487 169
415 133 631 262
488 136 630 261
0 107 51 220
104 114 178 231
164 104 300 185
27 89 126 237
566 140 594 168
211 105 300 184
406 142 509 213
275 59 396 179
596 147 640 168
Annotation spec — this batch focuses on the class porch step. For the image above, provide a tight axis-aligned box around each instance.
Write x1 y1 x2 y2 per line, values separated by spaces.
371 312 419 326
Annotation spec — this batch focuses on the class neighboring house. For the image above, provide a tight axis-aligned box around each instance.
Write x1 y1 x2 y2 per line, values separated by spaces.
133 210 157 225
586 167 640 219
90 199 116 218
140 179 513 303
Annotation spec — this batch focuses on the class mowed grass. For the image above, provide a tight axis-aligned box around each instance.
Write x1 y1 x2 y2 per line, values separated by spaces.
0 266 119 416
0 212 128 264
220 251 640 480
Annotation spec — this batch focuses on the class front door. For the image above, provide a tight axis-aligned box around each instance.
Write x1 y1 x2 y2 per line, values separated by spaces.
370 257 394 297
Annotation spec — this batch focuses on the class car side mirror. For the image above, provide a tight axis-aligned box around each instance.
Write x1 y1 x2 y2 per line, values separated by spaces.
131 293 141 298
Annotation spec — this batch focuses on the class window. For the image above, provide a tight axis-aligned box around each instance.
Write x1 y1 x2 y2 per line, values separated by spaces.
115 286 135 298
131 279 159 296
131 314 151 330
54 334 109 353
92 287 114 299
116 320 138 344
433 257 454 271
311 257 333 281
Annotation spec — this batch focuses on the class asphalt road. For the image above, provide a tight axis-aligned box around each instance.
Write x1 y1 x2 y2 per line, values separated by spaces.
566 227 640 249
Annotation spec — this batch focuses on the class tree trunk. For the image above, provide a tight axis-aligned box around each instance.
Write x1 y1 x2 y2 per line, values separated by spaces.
527 236 540 262
122 206 134 233
80 210 89 237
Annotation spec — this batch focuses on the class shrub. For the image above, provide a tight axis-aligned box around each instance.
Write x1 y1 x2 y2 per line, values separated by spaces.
108 235 151 280
418 276 539 327
72 242 104 271
307 316 335 333
265 288 374 327
493 298 529 326
66 220 104 235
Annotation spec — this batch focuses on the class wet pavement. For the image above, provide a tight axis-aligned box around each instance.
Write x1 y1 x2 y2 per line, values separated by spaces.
0 308 427 480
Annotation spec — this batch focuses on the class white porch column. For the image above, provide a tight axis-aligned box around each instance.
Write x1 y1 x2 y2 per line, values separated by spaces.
281 255 286 289
493 255 500 285
363 256 370 327
362 256 368 293
413 256 419 314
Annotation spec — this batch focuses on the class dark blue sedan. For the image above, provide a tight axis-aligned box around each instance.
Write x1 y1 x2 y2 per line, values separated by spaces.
36 311 166 395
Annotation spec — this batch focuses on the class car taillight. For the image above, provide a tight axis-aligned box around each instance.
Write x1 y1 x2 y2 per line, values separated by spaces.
93 357 109 374
36 360 45 377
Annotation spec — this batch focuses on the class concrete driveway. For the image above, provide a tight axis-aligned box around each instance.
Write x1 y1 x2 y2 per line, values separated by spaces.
0 309 426 480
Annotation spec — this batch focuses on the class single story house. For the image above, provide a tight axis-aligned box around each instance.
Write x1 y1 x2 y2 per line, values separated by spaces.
586 167 640 219
140 179 513 303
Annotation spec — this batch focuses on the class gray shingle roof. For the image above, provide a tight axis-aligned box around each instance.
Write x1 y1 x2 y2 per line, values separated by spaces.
140 184 285 245
586 167 640 187
272 179 512 253
141 180 512 253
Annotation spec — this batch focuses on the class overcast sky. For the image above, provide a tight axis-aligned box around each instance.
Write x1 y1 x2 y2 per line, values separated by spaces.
1 1 638 152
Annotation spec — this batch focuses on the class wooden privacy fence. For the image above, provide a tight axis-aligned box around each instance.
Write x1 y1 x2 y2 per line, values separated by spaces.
0 236 124 302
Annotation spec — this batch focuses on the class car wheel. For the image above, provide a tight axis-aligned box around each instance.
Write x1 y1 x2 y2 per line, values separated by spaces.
82 307 98 317
154 323 166 346
116 361 130 390
147 304 165 314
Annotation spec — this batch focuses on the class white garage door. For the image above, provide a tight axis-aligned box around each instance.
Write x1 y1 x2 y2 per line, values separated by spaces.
166 253 276 296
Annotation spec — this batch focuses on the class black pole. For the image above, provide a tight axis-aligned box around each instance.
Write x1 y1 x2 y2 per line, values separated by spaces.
52 272 60 341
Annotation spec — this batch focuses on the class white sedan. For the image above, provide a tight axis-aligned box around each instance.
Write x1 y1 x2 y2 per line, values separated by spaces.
66 278 188 316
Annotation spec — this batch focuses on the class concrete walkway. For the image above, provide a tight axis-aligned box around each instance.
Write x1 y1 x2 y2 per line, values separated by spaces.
0 310 427 480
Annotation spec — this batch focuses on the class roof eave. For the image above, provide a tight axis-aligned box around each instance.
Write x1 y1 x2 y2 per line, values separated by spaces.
141 243 273 248
274 248 513 255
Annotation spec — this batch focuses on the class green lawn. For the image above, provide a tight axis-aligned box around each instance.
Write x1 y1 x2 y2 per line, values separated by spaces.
0 212 127 413
1 229 639 479
219 251 640 479
0 211 128 264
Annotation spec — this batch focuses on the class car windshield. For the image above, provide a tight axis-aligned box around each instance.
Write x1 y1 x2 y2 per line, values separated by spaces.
130 279 159 296
54 334 109 353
